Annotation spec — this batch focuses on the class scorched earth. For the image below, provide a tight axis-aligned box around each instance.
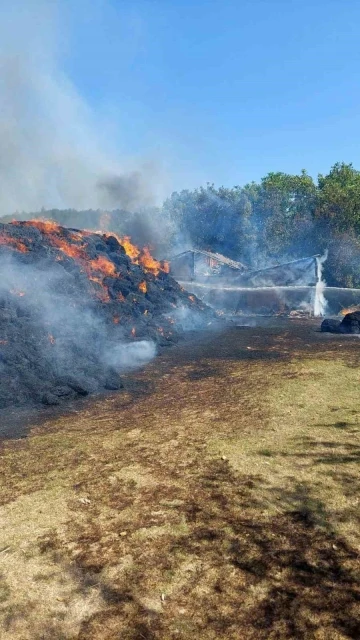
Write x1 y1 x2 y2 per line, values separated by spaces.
0 318 359 639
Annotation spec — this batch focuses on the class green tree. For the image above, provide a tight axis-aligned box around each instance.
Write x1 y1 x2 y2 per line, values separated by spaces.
253 170 317 258
317 162 360 232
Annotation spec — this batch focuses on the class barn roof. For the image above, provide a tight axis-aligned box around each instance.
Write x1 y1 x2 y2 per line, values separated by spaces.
171 249 248 271
245 255 319 277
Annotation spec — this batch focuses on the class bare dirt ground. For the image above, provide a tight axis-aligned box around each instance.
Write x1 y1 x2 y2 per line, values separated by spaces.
0 319 359 639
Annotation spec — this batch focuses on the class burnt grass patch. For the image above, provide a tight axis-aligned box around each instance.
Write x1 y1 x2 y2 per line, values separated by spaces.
1 320 360 638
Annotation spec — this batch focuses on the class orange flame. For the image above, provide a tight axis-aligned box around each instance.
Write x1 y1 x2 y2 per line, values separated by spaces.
89 255 116 277
106 233 169 276
113 315 120 324
2 221 168 306
121 236 141 261
68 231 84 243
37 225 117 301
131 327 136 337
340 305 360 316
23 220 61 234
48 334 56 345
139 247 162 276
0 232 29 253
188 295 195 303
50 236 88 260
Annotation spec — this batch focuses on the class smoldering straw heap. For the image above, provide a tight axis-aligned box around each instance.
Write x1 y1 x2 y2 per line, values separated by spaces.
0 220 214 409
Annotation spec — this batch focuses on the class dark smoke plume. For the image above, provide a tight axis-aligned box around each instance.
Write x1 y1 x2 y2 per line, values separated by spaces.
97 171 156 211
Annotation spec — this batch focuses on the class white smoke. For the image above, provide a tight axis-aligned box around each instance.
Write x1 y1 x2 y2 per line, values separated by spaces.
0 0 160 215
104 340 156 371
169 304 210 331
0 250 156 386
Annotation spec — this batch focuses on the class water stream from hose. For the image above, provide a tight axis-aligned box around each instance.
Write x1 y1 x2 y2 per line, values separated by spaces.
314 251 328 317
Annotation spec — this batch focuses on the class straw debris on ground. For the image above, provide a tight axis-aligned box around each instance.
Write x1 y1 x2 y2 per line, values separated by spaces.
0 320 359 639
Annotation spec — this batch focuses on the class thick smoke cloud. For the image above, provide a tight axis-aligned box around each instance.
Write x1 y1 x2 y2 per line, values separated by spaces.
97 171 157 211
0 1 158 215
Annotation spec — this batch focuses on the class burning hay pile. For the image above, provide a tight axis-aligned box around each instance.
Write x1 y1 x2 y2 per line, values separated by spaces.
0 221 214 409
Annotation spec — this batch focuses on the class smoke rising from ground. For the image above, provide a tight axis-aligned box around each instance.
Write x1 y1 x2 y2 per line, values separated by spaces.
0 251 157 384
0 1 159 216
104 340 156 371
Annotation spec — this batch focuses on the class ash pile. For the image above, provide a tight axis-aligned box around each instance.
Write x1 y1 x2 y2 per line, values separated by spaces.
0 221 214 409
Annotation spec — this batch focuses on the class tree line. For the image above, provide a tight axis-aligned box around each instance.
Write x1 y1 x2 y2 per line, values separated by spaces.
162 163 360 288
2 162 360 288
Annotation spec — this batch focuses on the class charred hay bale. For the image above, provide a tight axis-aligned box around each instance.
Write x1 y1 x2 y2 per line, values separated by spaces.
52 386 75 398
145 283 168 306
109 280 133 299
321 311 360 334
110 254 131 270
57 377 91 396
339 311 360 334
321 319 341 333
41 392 61 406
104 371 124 390
105 235 125 253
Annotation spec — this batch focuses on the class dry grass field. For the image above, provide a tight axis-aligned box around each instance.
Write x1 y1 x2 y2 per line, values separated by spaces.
0 319 359 639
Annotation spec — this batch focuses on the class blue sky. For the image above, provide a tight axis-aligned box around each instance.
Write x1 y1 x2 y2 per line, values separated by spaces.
2 0 360 209
58 0 360 192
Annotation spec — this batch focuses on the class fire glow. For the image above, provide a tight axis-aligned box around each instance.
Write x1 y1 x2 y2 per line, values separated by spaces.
102 232 169 276
0 220 170 304
340 305 360 316
120 236 140 261
22 220 61 234
0 217 212 415
89 255 116 277
0 232 29 254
